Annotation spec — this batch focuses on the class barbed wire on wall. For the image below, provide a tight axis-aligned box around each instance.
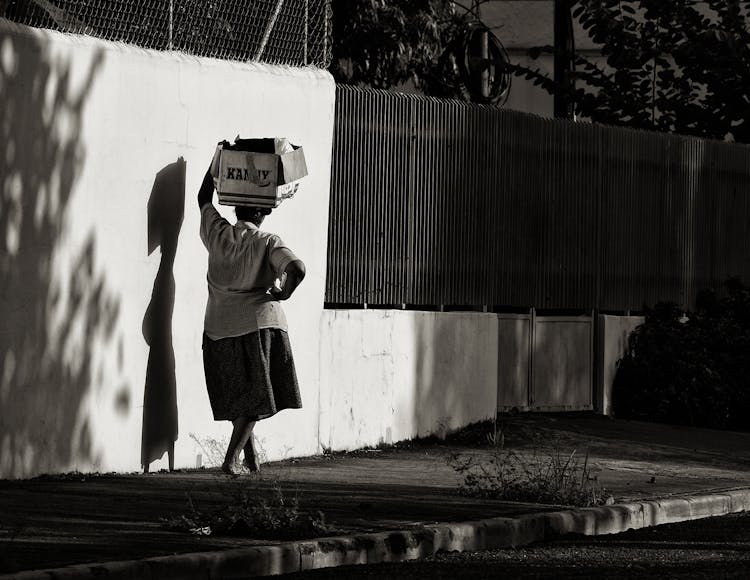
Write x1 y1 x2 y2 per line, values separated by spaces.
3 0 332 68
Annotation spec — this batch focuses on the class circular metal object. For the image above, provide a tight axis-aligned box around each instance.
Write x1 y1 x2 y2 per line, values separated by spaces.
455 21 512 105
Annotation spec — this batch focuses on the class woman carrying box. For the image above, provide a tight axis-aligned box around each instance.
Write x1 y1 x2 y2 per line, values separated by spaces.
197 166 305 474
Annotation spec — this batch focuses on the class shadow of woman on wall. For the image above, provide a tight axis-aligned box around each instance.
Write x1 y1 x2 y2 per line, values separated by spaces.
141 159 185 473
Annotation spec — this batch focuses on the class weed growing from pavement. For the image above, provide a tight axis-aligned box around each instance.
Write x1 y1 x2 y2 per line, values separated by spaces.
160 479 334 540
485 420 505 448
448 444 610 507
189 432 270 469
188 433 227 468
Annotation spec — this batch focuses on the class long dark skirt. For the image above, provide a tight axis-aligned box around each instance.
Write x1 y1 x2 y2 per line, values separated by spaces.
202 328 302 421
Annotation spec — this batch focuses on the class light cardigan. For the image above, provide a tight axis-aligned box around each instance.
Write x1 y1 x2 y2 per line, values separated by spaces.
200 204 298 340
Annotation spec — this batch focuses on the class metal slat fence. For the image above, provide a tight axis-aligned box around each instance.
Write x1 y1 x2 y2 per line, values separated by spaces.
326 86 750 311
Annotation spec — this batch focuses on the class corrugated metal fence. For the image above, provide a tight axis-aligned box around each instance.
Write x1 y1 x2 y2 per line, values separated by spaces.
326 86 750 311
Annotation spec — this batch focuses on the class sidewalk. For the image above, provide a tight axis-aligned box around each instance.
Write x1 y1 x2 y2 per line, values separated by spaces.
2 414 750 579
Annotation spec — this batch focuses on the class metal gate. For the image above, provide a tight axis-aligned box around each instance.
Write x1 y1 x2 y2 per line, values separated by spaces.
497 312 594 411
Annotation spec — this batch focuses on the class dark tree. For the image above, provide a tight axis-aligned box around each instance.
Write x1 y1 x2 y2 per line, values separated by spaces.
330 0 515 103
518 0 750 142
330 0 460 93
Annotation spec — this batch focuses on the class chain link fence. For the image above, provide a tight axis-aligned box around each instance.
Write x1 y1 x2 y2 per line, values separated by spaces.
3 0 331 68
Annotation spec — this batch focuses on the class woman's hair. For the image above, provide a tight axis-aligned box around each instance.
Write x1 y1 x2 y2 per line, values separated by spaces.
235 206 272 225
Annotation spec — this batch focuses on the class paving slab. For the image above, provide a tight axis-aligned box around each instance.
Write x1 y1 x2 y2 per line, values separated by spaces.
1 414 750 578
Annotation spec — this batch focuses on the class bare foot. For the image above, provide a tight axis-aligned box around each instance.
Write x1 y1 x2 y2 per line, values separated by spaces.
221 461 242 475
242 454 261 472
221 461 251 476
243 438 261 472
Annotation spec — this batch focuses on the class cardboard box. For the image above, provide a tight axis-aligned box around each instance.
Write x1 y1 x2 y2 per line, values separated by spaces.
210 138 307 208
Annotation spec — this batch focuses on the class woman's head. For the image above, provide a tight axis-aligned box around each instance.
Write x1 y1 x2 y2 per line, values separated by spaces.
235 206 272 226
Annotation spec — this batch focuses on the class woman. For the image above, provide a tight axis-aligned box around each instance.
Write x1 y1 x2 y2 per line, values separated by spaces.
197 166 305 475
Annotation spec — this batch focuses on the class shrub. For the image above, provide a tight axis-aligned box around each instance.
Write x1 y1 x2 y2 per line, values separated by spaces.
448 446 608 507
613 278 750 430
161 483 333 540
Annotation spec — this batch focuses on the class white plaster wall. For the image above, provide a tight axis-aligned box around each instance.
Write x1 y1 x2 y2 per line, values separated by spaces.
0 19 335 478
319 310 499 451
596 315 645 416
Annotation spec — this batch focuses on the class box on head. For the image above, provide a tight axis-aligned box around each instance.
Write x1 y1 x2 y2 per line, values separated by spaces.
210 137 308 208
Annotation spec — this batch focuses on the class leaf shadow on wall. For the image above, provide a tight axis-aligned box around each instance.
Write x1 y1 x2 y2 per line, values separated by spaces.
141 159 185 472
0 29 122 478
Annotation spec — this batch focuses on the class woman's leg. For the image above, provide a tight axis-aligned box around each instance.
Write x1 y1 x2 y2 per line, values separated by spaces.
222 416 256 474
242 423 260 471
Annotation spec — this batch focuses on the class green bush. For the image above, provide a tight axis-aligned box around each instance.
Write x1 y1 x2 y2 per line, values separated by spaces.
613 278 750 430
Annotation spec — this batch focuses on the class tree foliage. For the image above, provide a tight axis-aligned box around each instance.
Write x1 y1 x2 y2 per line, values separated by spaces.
329 0 469 98
518 0 750 142
330 0 750 141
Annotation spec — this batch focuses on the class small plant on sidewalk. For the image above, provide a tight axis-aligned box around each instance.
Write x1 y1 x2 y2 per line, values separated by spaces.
189 432 270 469
188 433 227 468
161 481 334 540
448 445 608 507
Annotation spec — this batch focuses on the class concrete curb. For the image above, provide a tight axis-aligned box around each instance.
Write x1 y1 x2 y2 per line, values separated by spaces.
6 488 750 579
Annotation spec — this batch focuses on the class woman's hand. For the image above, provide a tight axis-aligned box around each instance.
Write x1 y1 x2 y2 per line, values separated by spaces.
271 261 305 300
271 272 287 296
197 165 214 208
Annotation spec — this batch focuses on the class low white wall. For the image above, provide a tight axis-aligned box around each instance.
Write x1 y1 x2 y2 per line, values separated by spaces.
596 315 645 416
0 20 335 478
319 310 499 451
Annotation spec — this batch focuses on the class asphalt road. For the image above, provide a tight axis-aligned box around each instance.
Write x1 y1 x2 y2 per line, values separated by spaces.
270 511 750 579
